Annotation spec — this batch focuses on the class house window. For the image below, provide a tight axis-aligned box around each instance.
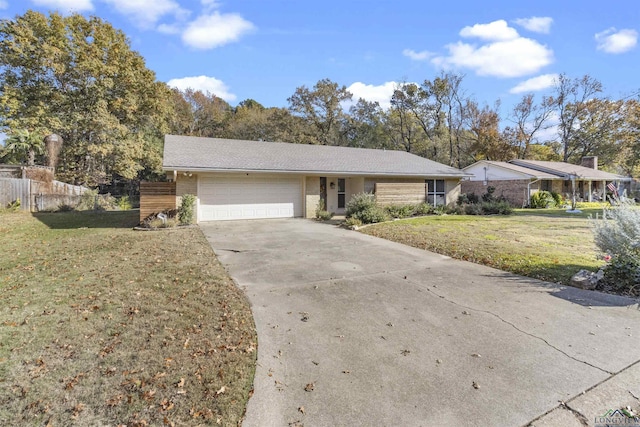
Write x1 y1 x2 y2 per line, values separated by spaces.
541 180 552 192
427 179 446 206
338 178 346 209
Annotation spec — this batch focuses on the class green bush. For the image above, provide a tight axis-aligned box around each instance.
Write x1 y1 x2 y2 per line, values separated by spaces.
316 210 333 221
76 190 117 211
481 200 513 215
6 198 21 211
178 194 196 225
76 189 98 211
482 186 496 202
465 203 483 215
529 191 555 209
433 205 448 216
592 201 640 294
117 195 132 210
415 203 434 216
346 193 376 217
315 198 333 221
345 193 389 224
550 191 564 207
385 204 415 219
360 207 389 224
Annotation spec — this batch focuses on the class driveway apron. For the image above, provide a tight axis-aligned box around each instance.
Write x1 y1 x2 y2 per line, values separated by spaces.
200 219 640 427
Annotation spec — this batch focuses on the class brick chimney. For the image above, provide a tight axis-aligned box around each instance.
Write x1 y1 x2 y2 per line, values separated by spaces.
581 156 598 170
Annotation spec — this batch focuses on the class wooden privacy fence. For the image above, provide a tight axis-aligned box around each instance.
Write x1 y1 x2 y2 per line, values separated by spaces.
375 183 426 206
139 182 176 222
0 178 30 210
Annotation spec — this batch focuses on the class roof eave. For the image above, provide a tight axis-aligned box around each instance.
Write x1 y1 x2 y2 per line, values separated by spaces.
162 165 470 178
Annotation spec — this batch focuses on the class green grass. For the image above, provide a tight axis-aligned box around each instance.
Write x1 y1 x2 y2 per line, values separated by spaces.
361 211 605 286
0 210 256 426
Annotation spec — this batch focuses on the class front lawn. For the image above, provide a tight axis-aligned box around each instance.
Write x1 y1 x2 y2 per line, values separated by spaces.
361 209 605 286
0 210 256 426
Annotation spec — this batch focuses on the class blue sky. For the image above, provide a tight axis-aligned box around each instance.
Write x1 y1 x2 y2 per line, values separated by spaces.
2 0 639 113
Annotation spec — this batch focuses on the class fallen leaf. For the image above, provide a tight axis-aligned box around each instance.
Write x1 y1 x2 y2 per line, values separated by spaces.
298 406 305 414
471 353 481 358
304 383 314 392
216 386 225 396
472 381 480 389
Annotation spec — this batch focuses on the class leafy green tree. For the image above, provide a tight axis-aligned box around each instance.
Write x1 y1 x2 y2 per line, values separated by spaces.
549 74 603 162
1 129 44 165
345 99 388 149
288 78 352 145
0 11 171 185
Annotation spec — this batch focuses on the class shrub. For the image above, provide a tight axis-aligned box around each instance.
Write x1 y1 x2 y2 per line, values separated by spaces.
6 198 21 211
482 186 496 202
415 203 434 216
345 193 388 224
317 210 333 221
481 200 513 215
385 204 415 219
465 203 483 215
117 195 132 211
346 193 376 217
344 217 363 228
76 190 117 211
76 189 98 211
178 194 196 225
433 205 448 216
592 201 640 294
315 198 333 221
529 191 555 209
550 191 564 207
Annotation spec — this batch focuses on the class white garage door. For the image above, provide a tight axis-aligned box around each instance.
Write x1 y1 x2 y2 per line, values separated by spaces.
199 175 303 221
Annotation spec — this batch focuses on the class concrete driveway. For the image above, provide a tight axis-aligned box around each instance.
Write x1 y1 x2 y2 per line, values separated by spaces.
200 219 640 427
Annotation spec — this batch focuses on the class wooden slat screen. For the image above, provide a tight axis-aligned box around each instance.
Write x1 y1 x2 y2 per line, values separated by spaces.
139 182 177 222
375 183 426 206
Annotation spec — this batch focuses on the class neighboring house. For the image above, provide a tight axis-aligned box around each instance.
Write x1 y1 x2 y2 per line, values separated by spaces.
462 157 632 207
162 135 469 222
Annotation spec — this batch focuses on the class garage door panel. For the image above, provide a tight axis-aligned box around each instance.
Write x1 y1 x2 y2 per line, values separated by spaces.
199 176 302 221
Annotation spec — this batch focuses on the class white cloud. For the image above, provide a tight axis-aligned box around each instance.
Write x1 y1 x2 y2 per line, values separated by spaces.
402 48 433 61
182 12 254 49
31 0 93 12
509 73 558 94
431 21 553 78
432 37 553 78
102 0 188 28
513 17 553 34
167 75 236 101
459 19 519 41
346 81 399 110
595 28 638 54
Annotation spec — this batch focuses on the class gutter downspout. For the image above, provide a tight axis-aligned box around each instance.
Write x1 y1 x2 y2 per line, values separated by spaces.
526 178 541 207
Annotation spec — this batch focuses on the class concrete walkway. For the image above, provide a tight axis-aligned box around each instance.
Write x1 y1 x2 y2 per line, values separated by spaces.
200 219 640 427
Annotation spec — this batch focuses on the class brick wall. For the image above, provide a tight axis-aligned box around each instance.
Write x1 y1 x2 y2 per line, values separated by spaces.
461 179 536 207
